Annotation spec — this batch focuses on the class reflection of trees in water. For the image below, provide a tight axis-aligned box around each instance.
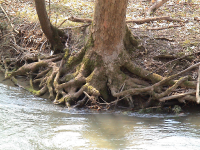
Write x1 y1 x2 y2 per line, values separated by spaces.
82 113 200 149
83 114 127 149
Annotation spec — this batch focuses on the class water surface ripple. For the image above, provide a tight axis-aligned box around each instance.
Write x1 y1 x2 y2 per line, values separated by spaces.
0 83 200 150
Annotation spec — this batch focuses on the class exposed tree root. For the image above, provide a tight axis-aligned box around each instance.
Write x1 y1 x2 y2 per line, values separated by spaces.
3 41 200 111
0 12 198 111
1 0 200 114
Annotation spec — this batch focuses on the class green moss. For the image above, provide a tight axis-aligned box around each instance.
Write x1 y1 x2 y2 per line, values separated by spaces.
83 83 100 96
82 57 95 72
85 33 94 49
66 52 84 68
27 87 40 96
172 105 182 114
182 39 191 46
181 80 196 88
124 26 138 51
86 70 95 83
64 96 74 105
65 33 95 72
64 74 75 82
82 53 102 74
132 66 142 75
64 48 70 59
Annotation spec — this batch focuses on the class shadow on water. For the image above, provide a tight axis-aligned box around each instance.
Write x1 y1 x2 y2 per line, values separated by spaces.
0 79 200 150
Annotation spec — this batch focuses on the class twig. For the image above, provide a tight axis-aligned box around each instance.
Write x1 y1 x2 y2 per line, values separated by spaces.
40 40 47 51
83 91 92 99
110 94 131 104
119 83 125 92
100 97 109 104
58 19 68 28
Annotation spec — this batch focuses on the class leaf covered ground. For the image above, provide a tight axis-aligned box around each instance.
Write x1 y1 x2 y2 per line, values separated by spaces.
1 0 200 72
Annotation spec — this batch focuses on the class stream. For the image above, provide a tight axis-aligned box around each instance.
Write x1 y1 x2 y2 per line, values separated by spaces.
0 82 200 150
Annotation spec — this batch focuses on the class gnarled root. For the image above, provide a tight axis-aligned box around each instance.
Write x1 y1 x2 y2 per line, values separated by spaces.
3 45 200 110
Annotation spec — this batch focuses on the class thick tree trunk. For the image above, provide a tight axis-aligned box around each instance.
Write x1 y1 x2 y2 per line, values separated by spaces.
92 0 128 62
35 0 63 52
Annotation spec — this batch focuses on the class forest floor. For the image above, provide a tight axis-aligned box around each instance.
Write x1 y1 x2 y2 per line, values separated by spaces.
0 0 200 112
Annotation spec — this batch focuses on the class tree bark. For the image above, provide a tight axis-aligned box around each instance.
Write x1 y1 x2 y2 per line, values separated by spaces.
35 0 63 52
92 0 128 61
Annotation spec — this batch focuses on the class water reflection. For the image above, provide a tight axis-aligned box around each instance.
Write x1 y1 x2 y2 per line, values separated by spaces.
0 83 200 150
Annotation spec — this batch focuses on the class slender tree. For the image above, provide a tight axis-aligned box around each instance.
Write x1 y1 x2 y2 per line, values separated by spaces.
35 0 64 52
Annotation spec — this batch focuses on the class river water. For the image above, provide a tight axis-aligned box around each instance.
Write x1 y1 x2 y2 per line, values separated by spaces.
1 82 200 150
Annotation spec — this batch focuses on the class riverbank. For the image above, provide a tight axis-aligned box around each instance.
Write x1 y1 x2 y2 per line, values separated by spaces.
1 0 200 111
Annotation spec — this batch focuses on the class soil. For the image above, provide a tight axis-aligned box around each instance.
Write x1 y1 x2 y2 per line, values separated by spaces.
0 0 200 111
127 0 200 79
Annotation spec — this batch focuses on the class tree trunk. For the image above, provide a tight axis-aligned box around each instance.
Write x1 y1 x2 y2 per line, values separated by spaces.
92 0 128 61
35 0 64 52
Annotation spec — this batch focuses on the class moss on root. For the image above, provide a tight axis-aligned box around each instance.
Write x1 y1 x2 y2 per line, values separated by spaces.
65 34 94 69
124 26 139 51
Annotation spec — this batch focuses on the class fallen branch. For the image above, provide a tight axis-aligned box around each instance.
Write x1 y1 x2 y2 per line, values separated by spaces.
126 16 183 24
68 16 92 23
147 0 169 16
147 24 183 30
68 16 183 25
